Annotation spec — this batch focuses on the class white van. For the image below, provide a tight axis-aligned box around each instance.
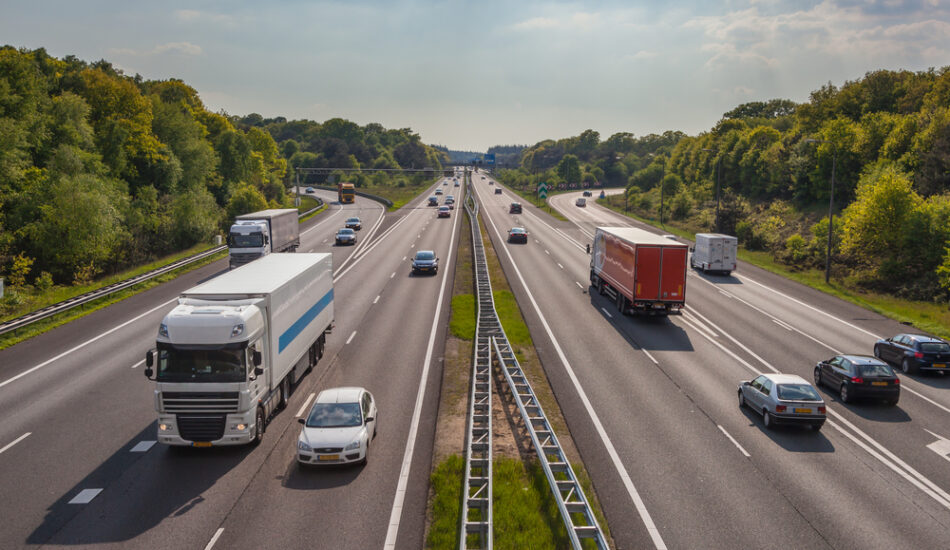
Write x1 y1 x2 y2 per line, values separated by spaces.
690 233 737 275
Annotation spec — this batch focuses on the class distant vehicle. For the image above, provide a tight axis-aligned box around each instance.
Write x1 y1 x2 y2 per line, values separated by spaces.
874 334 949 374
345 217 362 230
145 254 333 447
590 227 688 316
306 187 315 193
509 202 522 214
508 227 528 244
582 190 592 197
454 181 460 187
488 180 493 185
435 188 443 195
229 209 300 270
443 180 448 185
338 182 355 204
411 250 439 275
335 228 357 245
297 387 377 466
428 196 439 206
482 176 486 180
445 196 455 209
494 188 502 195
575 198 586 207
738 374 825 431
690 233 738 275
814 355 900 405
438 205 451 218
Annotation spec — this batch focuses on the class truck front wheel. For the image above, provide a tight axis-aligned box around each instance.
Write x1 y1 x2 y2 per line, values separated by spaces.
252 408 265 446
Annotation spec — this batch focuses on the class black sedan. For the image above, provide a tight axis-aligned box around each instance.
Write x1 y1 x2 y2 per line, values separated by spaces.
509 202 522 214
814 355 900 405
335 228 357 246
345 217 362 230
874 333 949 374
410 250 438 275
508 227 528 244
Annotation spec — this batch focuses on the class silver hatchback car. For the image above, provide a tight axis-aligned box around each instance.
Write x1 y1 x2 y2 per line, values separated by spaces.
738 373 826 431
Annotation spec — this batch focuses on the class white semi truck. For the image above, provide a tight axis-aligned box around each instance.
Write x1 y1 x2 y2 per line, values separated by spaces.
144 253 333 447
228 208 300 269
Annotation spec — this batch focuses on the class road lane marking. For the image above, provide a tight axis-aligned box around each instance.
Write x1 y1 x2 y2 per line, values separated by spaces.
130 441 156 453
0 298 177 391
295 392 317 418
204 528 225 550
576 281 584 289
390 272 396 279
772 319 794 331
402 256 407 261
642 350 659 364
130 359 145 369
477 194 667 550
0 432 30 455
545 249 550 255
346 331 357 345
68 488 103 504
373 295 380 304
925 431 950 463
384 185 462 549
681 311 718 338
557 263 564 269
717 425 750 457
600 307 613 318
333 210 416 282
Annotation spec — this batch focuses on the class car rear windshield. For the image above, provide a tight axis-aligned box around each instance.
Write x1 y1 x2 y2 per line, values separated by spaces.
776 384 821 401
306 403 362 428
921 342 950 353
347 218 359 223
859 364 894 377
416 251 435 260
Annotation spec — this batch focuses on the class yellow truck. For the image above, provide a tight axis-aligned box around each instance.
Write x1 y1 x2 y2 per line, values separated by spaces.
338 182 355 204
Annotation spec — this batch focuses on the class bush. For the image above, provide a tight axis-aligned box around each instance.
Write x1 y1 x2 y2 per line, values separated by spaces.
784 234 808 263
35 271 54 292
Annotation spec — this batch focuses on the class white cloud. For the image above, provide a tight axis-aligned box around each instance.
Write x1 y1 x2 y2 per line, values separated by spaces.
107 42 202 57
624 50 657 61
511 11 603 32
174 9 241 27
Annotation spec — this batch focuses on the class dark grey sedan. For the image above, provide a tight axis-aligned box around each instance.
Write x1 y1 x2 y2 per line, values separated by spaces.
738 373 825 430
874 334 949 374
814 355 900 405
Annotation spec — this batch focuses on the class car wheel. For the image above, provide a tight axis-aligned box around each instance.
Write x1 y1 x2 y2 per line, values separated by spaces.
814 367 822 388
360 441 369 466
901 358 917 374
616 292 625 314
737 390 746 408
252 408 265 446
763 410 774 430
840 383 852 404
886 397 899 406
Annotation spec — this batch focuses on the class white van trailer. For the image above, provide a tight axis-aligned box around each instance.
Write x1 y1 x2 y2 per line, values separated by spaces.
690 233 738 275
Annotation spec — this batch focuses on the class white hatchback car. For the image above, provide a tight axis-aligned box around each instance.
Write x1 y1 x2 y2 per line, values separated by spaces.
297 387 377 466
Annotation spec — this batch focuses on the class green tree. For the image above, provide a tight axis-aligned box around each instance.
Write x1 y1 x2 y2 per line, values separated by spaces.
226 183 268 220
556 154 581 183
840 164 920 261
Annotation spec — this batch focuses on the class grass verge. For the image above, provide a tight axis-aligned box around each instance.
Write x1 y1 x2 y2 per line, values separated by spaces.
596 197 950 340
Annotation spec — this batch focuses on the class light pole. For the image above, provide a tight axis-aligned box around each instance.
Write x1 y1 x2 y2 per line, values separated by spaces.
701 148 721 232
804 138 838 283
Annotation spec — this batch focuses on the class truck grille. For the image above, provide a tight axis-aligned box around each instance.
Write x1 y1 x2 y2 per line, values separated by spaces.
162 392 240 413
177 414 226 442
230 253 259 266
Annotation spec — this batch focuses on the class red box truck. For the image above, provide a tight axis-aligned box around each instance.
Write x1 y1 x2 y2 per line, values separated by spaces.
590 227 688 315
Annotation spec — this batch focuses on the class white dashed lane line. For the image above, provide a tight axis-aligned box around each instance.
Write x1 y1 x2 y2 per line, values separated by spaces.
373 295 380 304
0 432 31 456
130 441 156 453
576 281 584 289
68 488 103 504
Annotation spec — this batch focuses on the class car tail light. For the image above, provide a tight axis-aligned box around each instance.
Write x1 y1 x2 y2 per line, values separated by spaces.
818 406 826 414
894 378 900 384
850 377 864 384
914 351 924 359
775 405 787 413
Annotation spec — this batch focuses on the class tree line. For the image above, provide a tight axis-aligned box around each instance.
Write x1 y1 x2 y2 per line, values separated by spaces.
496 68 950 301
0 46 446 300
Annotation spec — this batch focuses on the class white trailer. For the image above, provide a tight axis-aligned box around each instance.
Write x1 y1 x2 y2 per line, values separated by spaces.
690 233 738 275
145 253 333 446
229 209 300 269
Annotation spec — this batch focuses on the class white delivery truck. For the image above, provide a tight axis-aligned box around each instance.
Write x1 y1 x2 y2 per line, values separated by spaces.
144 253 333 447
228 209 300 269
690 233 738 275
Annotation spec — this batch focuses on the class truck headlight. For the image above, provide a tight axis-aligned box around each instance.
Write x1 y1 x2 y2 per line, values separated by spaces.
344 440 361 451
231 324 244 337
158 323 168 338
159 423 172 431
298 441 312 452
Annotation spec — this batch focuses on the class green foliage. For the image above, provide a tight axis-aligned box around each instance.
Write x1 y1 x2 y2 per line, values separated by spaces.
426 454 464 549
938 247 950 294
8 253 34 287
784 234 809 263
226 183 269 221
556 154 582 183
449 294 476 340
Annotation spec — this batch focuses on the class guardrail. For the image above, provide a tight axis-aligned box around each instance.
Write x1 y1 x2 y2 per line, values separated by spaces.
0 205 324 338
310 185 394 208
464 183 608 550
460 190 493 549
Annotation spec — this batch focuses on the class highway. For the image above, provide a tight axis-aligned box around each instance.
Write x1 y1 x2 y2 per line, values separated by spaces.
472 175 950 549
0 179 462 549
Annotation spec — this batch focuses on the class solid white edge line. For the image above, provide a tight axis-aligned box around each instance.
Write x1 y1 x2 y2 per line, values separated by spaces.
130 440 156 453
295 392 316 418
642 349 659 365
346 331 357 345
476 184 667 550
0 298 177 391
717 425 751 457
383 182 461 549
373 295 381 304
0 432 31 455
390 272 396 279
772 319 793 331
203 527 225 550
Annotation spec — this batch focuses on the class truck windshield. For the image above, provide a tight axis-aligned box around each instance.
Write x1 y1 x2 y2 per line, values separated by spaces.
230 232 263 248
156 343 247 383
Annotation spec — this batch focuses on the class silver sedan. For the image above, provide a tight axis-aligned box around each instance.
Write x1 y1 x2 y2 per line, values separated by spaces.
738 373 826 431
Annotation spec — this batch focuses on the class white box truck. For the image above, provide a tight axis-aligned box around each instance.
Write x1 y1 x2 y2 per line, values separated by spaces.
144 254 333 447
228 209 300 269
690 233 738 275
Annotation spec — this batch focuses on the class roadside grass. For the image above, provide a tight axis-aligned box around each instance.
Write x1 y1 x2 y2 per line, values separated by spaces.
297 195 327 222
450 295 476 340
427 455 465 549
492 458 572 549
597 196 950 340
0 248 227 351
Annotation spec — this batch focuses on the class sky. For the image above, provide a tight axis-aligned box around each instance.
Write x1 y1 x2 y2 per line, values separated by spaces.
3 0 949 151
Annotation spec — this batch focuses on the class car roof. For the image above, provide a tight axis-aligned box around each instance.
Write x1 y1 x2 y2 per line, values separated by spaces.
902 334 945 343
315 386 364 403
338 227 354 232
347 217 360 221
840 354 886 365
759 373 811 385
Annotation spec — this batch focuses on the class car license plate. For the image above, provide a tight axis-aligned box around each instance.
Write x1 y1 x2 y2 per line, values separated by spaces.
794 408 812 414
871 381 887 386
934 363 946 368
318 455 339 461
192 442 212 448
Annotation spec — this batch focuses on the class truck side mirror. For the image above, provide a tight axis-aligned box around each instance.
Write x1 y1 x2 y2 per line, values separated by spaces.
253 350 262 366
146 350 154 368
254 367 264 377
144 367 153 379
264 235 269 245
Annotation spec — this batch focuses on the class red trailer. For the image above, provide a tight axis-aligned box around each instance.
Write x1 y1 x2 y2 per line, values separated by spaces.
590 227 688 315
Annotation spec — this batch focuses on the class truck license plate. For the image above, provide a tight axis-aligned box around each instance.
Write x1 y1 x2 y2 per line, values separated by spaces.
192 442 212 447
319 455 339 461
